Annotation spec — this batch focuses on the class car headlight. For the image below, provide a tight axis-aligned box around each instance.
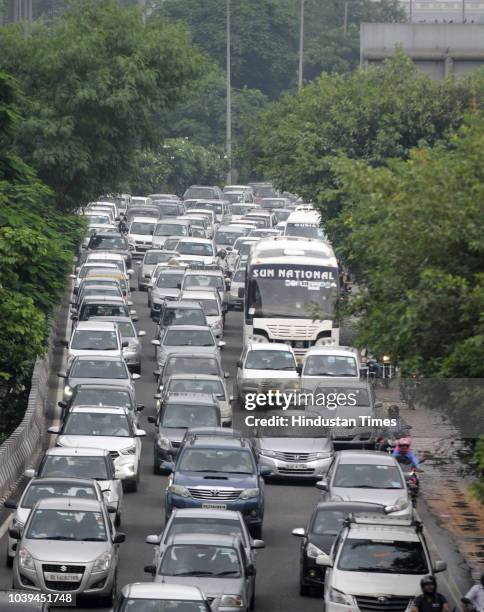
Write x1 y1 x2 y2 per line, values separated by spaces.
156 436 171 450
385 497 409 513
19 547 35 571
239 488 259 500
329 588 355 606
314 452 332 460
115 459 135 475
120 444 137 455
92 551 112 573
259 449 276 458
306 542 325 559
64 385 73 397
167 484 190 498
220 595 244 608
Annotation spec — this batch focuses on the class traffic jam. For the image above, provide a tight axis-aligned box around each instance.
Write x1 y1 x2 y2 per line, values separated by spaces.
1 185 463 611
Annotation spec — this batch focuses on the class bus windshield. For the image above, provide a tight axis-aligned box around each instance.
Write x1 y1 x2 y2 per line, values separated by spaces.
247 264 338 319
285 223 325 240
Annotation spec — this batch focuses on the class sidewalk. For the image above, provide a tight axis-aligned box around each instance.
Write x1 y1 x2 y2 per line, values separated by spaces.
377 384 484 584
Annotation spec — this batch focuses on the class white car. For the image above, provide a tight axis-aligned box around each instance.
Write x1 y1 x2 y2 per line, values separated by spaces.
301 346 361 392
179 288 224 338
127 216 158 257
65 320 126 361
175 237 216 265
49 406 146 492
85 251 133 278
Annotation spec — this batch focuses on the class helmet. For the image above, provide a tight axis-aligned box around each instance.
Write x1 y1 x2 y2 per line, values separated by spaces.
421 576 436 589
398 437 412 449
218 249 227 259
388 405 400 419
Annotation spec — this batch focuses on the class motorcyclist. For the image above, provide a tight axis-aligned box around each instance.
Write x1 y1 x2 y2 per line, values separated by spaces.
392 437 421 470
216 248 229 273
462 574 484 612
118 213 128 234
410 576 450 612
376 405 412 451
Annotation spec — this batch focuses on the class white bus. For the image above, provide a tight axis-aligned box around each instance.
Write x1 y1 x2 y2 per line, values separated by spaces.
243 236 339 361
284 209 326 241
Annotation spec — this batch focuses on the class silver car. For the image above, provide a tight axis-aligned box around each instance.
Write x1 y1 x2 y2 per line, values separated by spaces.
115 583 211 611
4 477 114 567
138 249 180 291
145 532 255 612
316 450 412 517
149 267 186 320
90 316 146 374
11 497 125 605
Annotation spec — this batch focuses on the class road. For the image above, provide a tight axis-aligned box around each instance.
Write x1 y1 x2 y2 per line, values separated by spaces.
0 268 467 611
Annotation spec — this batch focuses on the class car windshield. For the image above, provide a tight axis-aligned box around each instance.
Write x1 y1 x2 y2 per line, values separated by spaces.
145 252 174 265
86 215 109 224
70 359 128 379
286 223 325 239
22 483 97 509
197 299 219 316
157 272 184 289
311 510 346 535
71 330 118 350
88 235 127 250
63 412 131 437
245 350 296 370
155 223 187 236
214 230 243 246
40 456 108 480
81 287 121 299
184 275 223 290
233 269 246 282
130 222 155 235
168 379 225 399
162 308 206 327
165 357 220 377
117 322 136 338
333 464 403 489
27 509 107 541
314 386 370 406
118 600 209 612
158 205 180 217
177 242 213 256
161 404 218 428
304 355 358 377
163 329 214 347
226 193 245 204
81 304 129 319
338 539 428 574
73 388 132 409
185 187 217 199
178 448 254 474
261 199 284 208
167 517 244 543
160 544 240 577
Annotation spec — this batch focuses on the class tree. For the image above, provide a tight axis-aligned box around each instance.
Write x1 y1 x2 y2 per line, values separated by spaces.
0 0 203 212
159 0 403 99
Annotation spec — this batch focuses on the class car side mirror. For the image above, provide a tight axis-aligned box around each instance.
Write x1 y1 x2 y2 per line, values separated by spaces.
137 330 146 337
433 560 447 573
131 315 139 322
69 274 76 279
4 499 18 510
61 339 69 347
8 528 21 540
148 416 157 424
260 466 272 477
121 341 129 348
136 429 146 437
132 373 141 380
58 400 68 409
144 564 156 576
24 468 36 478
218 341 226 349
246 564 256 577
224 372 230 379
70 314 78 321
296 364 302 375
113 533 126 544
145 534 161 545
48 426 61 434
315 479 329 491
161 461 174 474
151 339 161 346
57 371 67 378
251 539 265 549
291 528 306 538
236 360 242 368
136 404 144 411
315 553 333 567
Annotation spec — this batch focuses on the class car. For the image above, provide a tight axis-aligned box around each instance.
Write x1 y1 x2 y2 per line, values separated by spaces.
224 190 254 205
155 352 228 387
162 236 183 251
228 237 258 270
260 197 290 210
228 203 257 220
229 265 246 311
25 447 123 526
147 259 184 297
156 300 207 333
179 288 224 339
58 355 140 400
73 283 125 310
148 393 222 473
175 237 216 265
317 450 412 516
4 477 115 567
81 224 117 249
49 406 146 492
301 346 361 392
252 409 334 480
272 208 292 223
71 262 120 293
74 295 137 323
82 269 131 300
127 217 158 256
191 200 231 224
245 211 277 228
149 193 181 201
184 213 213 238
85 252 132 277
146 508 264 569
248 182 278 203
214 225 247 251
181 265 229 313
159 373 232 425
64 320 126 361
144 533 255 612
292 501 403 596
183 185 223 200
318 514 446 612
149 267 186 320
90 316 145 374
138 249 180 290
114 583 211 611
235 343 300 410
11 497 125 605
152 218 193 249
82 231 132 267
125 206 160 224
151 325 224 373
162 432 269 538
128 195 153 208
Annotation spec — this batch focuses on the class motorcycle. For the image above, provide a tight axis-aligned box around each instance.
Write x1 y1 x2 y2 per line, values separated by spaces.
396 455 423 507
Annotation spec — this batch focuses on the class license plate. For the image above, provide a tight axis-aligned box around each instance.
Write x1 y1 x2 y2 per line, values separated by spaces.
44 573 82 582
202 503 227 510
285 464 308 470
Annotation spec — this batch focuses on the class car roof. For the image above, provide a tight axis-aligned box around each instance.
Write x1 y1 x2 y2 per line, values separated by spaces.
130 216 158 223
177 237 212 244
167 373 222 382
305 346 359 357
89 232 123 238
245 342 295 352
165 392 217 405
74 321 118 331
189 436 247 449
121 583 206 601
164 325 212 332
156 218 190 225
45 446 109 457
345 522 420 541
164 300 204 309
336 451 397 465
90 316 133 324
181 289 219 299
27 477 98 488
82 262 118 269
72 354 124 362
87 252 124 260
172 508 243 520
69 405 129 415
80 295 125 304
34 497 103 511
74 383 132 392
166 532 240 547
314 379 370 390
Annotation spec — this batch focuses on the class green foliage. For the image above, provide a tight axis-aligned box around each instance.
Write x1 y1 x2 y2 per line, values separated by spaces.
470 437 484 503
0 0 203 212
131 139 227 196
160 0 403 99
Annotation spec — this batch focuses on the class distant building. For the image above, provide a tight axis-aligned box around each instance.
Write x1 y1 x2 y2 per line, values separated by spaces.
397 0 484 23
360 23 484 79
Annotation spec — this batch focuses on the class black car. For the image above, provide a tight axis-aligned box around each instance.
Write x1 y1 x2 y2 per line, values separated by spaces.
57 383 143 422
292 501 392 596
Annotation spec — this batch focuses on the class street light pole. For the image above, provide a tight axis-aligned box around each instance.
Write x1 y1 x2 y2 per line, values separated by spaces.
298 0 305 91
226 0 232 184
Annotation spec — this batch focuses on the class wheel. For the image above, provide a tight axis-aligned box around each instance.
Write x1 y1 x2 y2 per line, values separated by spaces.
250 587 256 610
6 554 13 568
115 512 121 528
